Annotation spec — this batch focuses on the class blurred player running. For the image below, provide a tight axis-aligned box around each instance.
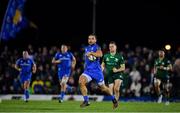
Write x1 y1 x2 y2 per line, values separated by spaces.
15 51 36 102
154 50 172 105
52 44 76 103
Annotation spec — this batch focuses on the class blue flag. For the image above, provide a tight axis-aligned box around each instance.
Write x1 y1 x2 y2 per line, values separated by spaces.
0 0 28 41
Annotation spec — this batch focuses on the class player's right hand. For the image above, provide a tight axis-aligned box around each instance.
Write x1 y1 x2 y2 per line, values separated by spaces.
54 59 61 64
86 52 92 57
52 58 61 64
112 67 118 73
159 66 164 69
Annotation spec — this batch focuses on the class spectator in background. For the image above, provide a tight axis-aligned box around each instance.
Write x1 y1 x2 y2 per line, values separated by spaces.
32 76 44 94
129 66 141 83
66 76 77 94
0 43 180 100
13 78 21 93
130 80 142 97
172 58 180 97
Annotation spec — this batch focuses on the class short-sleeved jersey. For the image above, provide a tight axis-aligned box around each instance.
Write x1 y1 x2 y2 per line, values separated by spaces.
16 58 35 75
154 58 171 78
84 44 101 71
103 52 125 75
54 52 74 70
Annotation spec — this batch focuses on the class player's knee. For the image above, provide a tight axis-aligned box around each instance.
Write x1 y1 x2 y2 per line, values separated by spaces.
23 84 26 89
61 80 67 86
154 79 161 86
154 82 160 88
60 82 65 87
24 81 29 89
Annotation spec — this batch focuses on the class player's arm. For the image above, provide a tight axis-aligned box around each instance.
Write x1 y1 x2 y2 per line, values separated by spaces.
52 58 61 64
71 55 76 70
159 61 172 71
113 56 125 73
52 53 61 64
101 55 106 71
86 50 103 58
101 62 105 71
15 64 21 71
159 65 172 71
153 60 158 75
32 63 37 74
15 60 21 71
113 64 125 73
165 64 173 71
154 65 157 75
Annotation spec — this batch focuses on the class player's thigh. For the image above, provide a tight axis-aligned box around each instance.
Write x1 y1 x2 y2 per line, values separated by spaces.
58 71 63 81
107 75 114 85
24 81 30 88
80 70 93 84
114 79 122 90
61 69 71 84
20 74 26 84
99 84 108 90
162 78 170 91
21 75 31 88
113 74 123 86
154 77 161 86
64 68 71 77
79 75 89 85
61 76 69 85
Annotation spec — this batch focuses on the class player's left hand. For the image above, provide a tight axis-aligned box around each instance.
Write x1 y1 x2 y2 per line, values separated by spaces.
113 67 118 73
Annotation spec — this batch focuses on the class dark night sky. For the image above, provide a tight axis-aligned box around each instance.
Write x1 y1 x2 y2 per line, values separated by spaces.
0 0 180 50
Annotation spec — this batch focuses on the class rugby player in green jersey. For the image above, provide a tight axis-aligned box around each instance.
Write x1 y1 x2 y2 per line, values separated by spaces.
101 41 125 104
154 50 172 105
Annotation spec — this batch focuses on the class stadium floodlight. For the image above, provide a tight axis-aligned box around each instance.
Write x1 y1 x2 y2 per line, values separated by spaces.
165 44 171 51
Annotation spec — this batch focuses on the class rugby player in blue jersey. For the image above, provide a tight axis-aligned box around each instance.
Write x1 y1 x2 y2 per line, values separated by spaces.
79 34 118 109
52 44 76 103
15 51 36 102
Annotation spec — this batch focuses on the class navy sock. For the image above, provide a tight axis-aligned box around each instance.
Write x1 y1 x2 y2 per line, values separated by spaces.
24 89 29 99
110 95 115 101
60 91 65 100
83 96 89 102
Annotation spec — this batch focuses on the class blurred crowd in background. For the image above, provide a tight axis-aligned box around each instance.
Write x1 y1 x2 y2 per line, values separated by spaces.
0 43 180 99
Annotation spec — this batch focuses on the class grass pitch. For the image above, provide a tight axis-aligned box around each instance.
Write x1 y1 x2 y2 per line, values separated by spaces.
0 100 180 112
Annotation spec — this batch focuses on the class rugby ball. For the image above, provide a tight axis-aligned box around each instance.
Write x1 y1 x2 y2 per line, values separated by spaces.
88 55 96 61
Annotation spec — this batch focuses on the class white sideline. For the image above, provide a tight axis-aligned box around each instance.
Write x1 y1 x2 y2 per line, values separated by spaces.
0 94 104 102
